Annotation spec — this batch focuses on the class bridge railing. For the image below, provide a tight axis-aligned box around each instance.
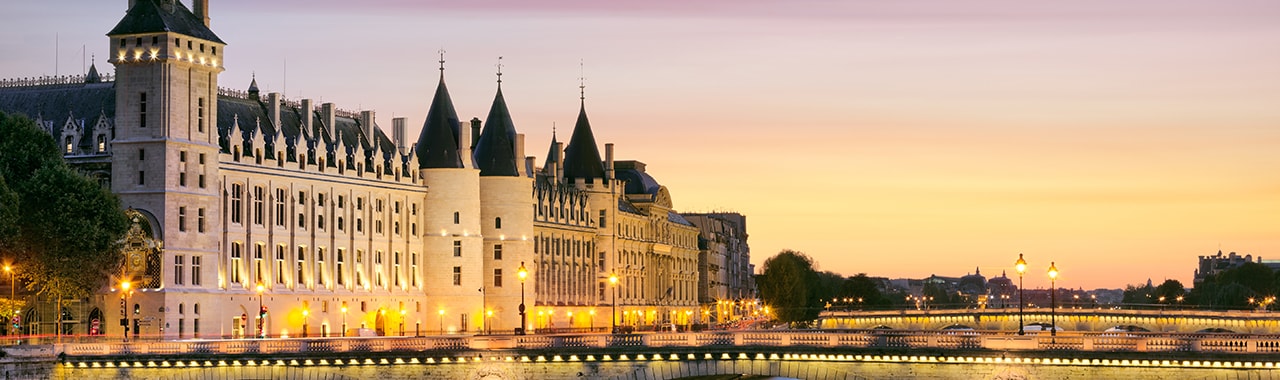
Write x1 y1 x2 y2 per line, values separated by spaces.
53 330 1280 357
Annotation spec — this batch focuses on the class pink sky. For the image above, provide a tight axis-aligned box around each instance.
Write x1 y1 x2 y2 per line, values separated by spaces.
2 0 1278 289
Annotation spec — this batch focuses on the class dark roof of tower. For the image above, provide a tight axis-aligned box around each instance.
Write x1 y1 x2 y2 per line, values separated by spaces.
560 102 605 180
85 64 102 83
247 76 259 95
415 76 463 169
542 131 559 171
473 86 519 176
107 0 224 44
0 83 116 153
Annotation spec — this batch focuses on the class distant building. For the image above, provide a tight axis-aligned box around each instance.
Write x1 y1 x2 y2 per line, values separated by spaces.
1195 250 1280 284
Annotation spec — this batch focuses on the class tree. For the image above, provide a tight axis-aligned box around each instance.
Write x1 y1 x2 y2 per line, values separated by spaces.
1153 279 1186 305
1122 283 1155 307
756 250 821 325
841 274 891 309
0 111 128 338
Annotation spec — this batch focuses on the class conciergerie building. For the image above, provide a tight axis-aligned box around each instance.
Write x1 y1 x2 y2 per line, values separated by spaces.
0 0 754 339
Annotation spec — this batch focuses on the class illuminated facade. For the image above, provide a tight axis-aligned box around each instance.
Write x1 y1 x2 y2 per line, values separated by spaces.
0 0 743 338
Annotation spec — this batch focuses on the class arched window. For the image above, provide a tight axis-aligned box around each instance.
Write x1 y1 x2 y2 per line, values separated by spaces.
453 212 460 224
495 217 502 229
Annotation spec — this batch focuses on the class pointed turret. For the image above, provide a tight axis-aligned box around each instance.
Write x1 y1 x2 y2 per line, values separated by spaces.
247 74 260 100
473 76 519 176
414 64 463 169
542 129 558 171
85 63 101 84
561 100 605 181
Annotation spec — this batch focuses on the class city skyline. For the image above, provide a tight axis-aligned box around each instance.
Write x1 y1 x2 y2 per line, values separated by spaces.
2 0 1277 289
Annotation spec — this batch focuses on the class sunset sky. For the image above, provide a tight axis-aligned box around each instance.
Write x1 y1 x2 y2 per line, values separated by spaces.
2 1 1277 289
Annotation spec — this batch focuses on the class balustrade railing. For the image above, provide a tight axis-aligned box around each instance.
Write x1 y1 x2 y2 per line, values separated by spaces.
49 330 1280 358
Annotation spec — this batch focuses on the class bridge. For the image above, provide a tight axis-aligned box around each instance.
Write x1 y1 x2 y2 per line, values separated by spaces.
820 308 1280 334
4 326 1280 379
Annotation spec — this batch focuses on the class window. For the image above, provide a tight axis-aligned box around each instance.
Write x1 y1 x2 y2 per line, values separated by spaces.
453 241 462 257
97 135 105 152
191 256 201 286
454 212 460 224
453 266 462 286
410 252 418 287
494 268 503 287
138 171 145 185
197 208 206 233
275 245 286 284
174 255 185 285
230 184 243 224
253 186 264 225
180 151 187 163
178 207 187 232
599 252 605 269
139 149 145 160
275 188 286 226
393 251 401 287
139 92 147 128
197 97 205 133
254 243 265 283
338 195 345 209
64 136 72 153
495 217 502 229
336 249 346 286
179 172 187 187
297 246 307 286
494 244 503 260
230 242 243 284
198 174 206 188
375 250 385 287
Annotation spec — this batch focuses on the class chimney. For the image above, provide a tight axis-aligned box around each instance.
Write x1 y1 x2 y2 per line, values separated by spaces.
554 142 564 180
524 157 536 179
393 117 407 154
194 0 210 27
470 118 482 150
514 133 526 176
548 161 558 187
459 121 473 169
321 103 336 139
300 99 314 138
267 92 281 134
359 110 376 143
605 143 615 181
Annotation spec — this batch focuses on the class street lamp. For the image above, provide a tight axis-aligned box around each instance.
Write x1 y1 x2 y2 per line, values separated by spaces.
255 283 266 338
485 309 493 335
301 309 309 338
609 272 619 334
121 281 132 342
438 309 445 334
1015 253 1027 336
1047 261 1059 339
4 265 13 339
399 309 406 336
340 305 348 337
517 262 528 335
589 309 596 332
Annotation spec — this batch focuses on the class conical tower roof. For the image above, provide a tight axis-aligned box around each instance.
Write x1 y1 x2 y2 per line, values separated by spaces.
561 100 605 180
473 84 519 176
415 74 463 169
85 63 101 83
542 129 559 172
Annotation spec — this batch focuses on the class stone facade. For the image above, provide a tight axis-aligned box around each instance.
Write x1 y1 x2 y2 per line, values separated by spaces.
0 0 750 339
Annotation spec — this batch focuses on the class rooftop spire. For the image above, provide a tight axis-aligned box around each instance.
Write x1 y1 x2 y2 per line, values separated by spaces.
578 59 586 101
415 59 463 169
496 56 504 87
438 48 446 75
474 59 520 177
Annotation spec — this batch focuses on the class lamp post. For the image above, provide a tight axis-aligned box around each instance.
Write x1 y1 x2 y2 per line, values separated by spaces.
517 262 527 335
1047 262 1058 339
609 272 619 334
4 265 13 339
1015 253 1027 336
399 309 406 337
340 305 348 337
589 309 596 332
301 309 309 338
485 309 493 335
255 283 266 338
438 309 444 334
121 281 131 342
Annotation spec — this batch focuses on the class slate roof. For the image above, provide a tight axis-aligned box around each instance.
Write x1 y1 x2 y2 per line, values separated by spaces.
616 167 661 196
560 101 605 180
415 75 463 169
668 211 695 227
472 85 519 177
108 0 224 44
0 82 116 152
542 132 559 171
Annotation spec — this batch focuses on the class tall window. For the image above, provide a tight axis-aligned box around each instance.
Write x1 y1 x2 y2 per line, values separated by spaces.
410 252 418 287
336 249 346 286
230 184 243 224
275 245 286 284
453 212 460 224
230 243 243 284
296 246 306 286
173 255 185 285
197 97 205 133
453 266 462 286
375 250 384 287
254 243 265 284
139 92 147 128
178 207 187 232
494 244 503 260
453 241 462 257
316 247 327 287
275 188 287 226
494 268 503 287
253 186 265 225
393 251 401 287
191 256 202 286
197 208 206 233
495 217 502 229
355 250 365 287
97 135 105 152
